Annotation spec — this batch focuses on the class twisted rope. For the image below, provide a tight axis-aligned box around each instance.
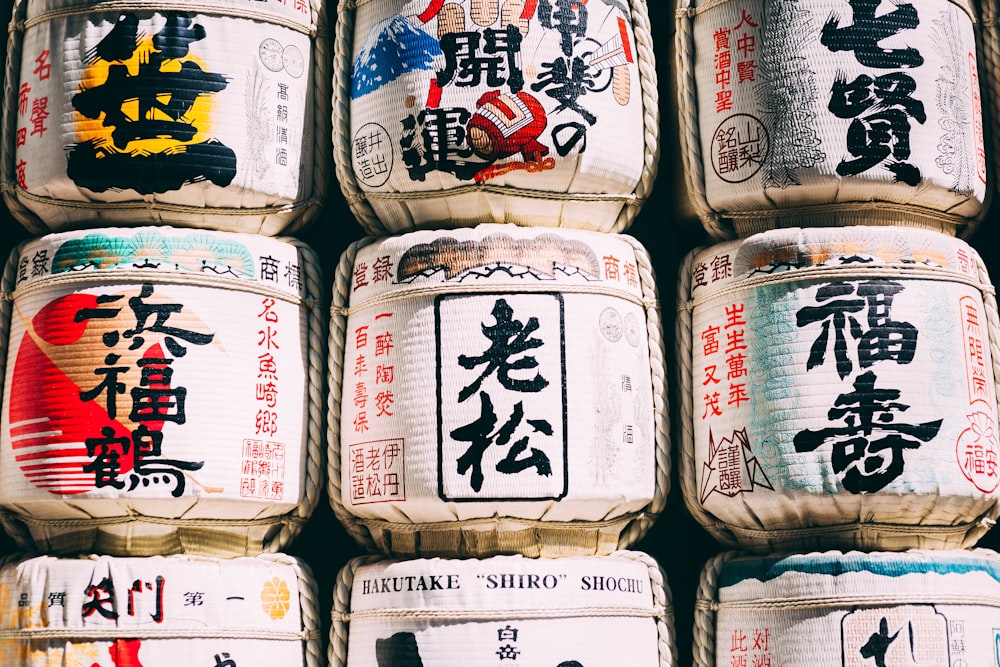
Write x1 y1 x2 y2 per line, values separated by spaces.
968 244 1000 544
332 0 384 235
618 0 660 233
674 0 722 238
270 238 328 553
978 0 999 240
691 551 736 667
614 550 678 667
328 554 385 667
282 0 332 235
270 553 326 667
327 237 382 553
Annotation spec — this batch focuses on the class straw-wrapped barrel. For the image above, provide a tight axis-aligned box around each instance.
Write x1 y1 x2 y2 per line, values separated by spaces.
678 225 1000 551
329 224 669 557
675 0 988 238
0 552 322 666
330 550 676 667
694 549 1000 666
334 0 659 234
2 0 330 235
0 226 326 556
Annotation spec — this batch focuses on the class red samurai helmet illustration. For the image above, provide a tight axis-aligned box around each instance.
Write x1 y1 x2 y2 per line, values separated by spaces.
467 90 549 162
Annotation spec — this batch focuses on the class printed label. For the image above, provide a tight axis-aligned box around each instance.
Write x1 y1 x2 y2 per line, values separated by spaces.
349 0 645 192
349 438 406 504
436 292 568 501
842 606 949 666
2 230 306 504
16 11 310 203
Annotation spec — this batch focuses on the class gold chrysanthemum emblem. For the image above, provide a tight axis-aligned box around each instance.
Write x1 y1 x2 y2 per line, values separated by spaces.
261 577 291 620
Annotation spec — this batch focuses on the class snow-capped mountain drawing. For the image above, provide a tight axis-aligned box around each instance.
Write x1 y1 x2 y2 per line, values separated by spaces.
352 15 443 98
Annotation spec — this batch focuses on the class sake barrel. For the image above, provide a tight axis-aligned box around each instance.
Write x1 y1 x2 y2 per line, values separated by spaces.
694 549 1000 666
0 226 326 557
0 552 321 666
333 0 659 235
1 0 330 236
330 550 676 667
675 0 988 239
678 226 1000 551
329 224 669 557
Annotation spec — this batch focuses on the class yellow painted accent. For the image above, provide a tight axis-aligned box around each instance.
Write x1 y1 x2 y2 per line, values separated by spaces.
75 31 218 154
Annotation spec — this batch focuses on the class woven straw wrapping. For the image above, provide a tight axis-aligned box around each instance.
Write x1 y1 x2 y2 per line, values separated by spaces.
0 552 323 666
1 0 330 236
0 227 327 557
329 550 676 667
675 0 988 240
694 549 1000 666
328 224 669 558
677 226 1000 552
333 0 659 235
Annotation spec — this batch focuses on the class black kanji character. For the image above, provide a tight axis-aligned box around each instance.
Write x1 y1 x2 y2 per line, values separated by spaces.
452 391 553 492
860 617 899 667
437 26 523 91
84 426 130 490
821 0 923 69
458 298 549 402
82 576 118 620
124 283 215 357
793 371 942 493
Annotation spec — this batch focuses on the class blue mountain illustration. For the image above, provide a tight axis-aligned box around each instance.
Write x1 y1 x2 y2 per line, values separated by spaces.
353 15 442 98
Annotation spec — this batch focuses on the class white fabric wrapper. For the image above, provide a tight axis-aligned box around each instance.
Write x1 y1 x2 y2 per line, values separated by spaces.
679 225 1000 551
335 0 658 234
331 550 675 667
695 549 1000 667
329 223 668 557
0 226 324 556
0 552 321 666
676 0 987 238
2 0 328 235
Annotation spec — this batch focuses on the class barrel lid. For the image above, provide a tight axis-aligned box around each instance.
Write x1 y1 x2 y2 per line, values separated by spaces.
717 549 1000 603
13 227 307 301
350 224 648 305
688 225 985 300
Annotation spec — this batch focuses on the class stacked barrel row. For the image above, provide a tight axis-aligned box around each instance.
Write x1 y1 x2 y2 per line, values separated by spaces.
677 0 1000 660
326 0 678 661
0 0 331 664
0 0 681 665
